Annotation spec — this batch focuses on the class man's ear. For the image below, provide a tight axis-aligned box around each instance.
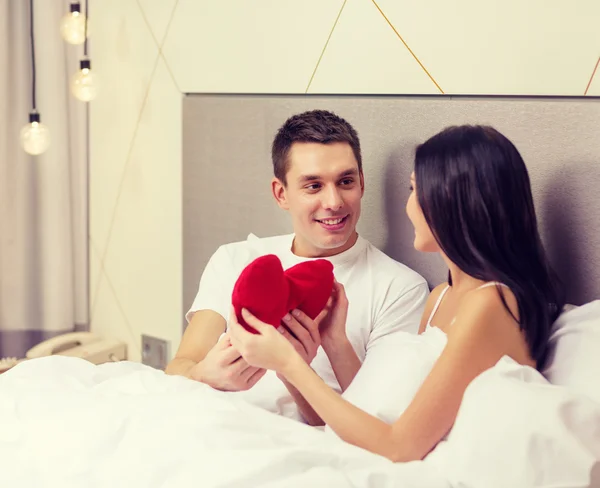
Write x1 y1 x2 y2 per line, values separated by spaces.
271 177 289 210
359 171 365 197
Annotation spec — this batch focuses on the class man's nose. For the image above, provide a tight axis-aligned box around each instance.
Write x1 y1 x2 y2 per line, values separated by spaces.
322 186 343 211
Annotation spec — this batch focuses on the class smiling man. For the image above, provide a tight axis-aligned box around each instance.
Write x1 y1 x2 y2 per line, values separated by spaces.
166 110 429 425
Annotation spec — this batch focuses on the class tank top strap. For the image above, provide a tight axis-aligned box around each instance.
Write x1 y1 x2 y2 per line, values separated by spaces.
426 285 450 328
474 281 510 291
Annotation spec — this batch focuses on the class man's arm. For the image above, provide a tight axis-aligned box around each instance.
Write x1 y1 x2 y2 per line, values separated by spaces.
367 281 430 348
168 245 230 378
166 309 267 390
166 242 267 390
165 310 226 379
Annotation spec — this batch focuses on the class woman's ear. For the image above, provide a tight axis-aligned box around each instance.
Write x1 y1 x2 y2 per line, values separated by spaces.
271 177 289 210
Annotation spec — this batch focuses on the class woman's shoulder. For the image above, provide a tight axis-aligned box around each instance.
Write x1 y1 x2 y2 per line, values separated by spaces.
447 283 536 368
468 283 518 314
452 283 520 337
425 282 451 313
431 282 450 296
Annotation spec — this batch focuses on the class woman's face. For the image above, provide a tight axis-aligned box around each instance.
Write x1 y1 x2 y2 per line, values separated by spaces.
406 172 439 253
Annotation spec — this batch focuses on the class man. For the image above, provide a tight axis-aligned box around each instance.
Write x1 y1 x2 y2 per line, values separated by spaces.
166 109 428 425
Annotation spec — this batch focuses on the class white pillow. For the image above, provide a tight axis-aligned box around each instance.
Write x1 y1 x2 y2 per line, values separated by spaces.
543 300 600 404
324 327 447 433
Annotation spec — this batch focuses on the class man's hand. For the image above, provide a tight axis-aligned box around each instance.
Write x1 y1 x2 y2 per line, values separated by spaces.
278 310 321 365
189 334 266 391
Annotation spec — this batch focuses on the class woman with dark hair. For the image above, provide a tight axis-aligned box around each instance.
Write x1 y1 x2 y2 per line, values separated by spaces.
410 124 564 370
228 124 565 462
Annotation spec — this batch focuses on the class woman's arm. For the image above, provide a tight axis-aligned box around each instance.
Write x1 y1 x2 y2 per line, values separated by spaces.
282 355 396 454
275 311 326 425
278 339 362 426
284 286 524 461
277 375 325 426
230 287 523 462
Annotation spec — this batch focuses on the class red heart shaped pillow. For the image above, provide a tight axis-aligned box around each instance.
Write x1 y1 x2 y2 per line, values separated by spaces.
231 255 290 333
231 254 334 333
285 260 334 320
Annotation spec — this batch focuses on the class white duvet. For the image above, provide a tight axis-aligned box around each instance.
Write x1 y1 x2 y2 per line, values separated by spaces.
0 348 599 488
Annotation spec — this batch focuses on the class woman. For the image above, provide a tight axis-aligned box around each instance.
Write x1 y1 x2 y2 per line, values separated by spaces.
228 124 565 462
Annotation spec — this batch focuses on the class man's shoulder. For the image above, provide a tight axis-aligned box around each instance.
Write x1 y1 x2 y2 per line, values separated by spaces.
362 240 428 290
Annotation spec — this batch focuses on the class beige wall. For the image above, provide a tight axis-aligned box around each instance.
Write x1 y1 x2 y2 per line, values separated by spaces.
89 0 600 362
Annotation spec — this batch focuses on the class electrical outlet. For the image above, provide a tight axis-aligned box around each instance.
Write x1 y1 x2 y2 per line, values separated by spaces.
141 335 170 370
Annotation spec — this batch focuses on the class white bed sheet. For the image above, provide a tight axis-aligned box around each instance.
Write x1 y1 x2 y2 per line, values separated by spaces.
1 351 598 488
0 357 448 488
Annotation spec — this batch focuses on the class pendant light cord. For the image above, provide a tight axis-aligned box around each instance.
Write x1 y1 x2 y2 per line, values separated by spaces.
84 0 89 57
29 0 36 111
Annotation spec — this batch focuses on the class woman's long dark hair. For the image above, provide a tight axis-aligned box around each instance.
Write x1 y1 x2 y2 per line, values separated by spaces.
414 125 565 369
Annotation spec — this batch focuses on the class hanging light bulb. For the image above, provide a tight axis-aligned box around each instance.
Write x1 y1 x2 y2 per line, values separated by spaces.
22 0 50 156
60 1 87 45
71 59 98 101
20 112 50 155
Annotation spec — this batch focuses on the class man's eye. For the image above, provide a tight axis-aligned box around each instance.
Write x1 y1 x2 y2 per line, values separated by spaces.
409 185 414 191
306 184 321 191
340 178 354 186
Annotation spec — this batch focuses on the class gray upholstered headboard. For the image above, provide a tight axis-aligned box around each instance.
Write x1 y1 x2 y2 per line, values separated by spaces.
182 94 600 326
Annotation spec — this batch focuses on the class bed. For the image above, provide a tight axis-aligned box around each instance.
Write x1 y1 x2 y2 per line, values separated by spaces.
1 306 599 488
1 94 600 487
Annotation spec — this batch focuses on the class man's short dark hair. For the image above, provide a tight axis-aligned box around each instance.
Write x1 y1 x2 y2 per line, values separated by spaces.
271 110 362 185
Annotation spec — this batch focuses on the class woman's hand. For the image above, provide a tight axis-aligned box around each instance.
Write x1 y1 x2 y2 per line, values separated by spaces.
228 308 301 375
318 280 350 349
278 309 321 365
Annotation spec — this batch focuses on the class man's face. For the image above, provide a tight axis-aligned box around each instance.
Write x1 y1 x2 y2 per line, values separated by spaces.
272 142 364 257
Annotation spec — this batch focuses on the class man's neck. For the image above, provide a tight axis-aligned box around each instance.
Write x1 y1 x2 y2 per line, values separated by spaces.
291 232 359 258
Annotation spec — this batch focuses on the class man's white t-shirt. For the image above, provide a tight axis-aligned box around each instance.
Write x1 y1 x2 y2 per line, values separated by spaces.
187 233 429 419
